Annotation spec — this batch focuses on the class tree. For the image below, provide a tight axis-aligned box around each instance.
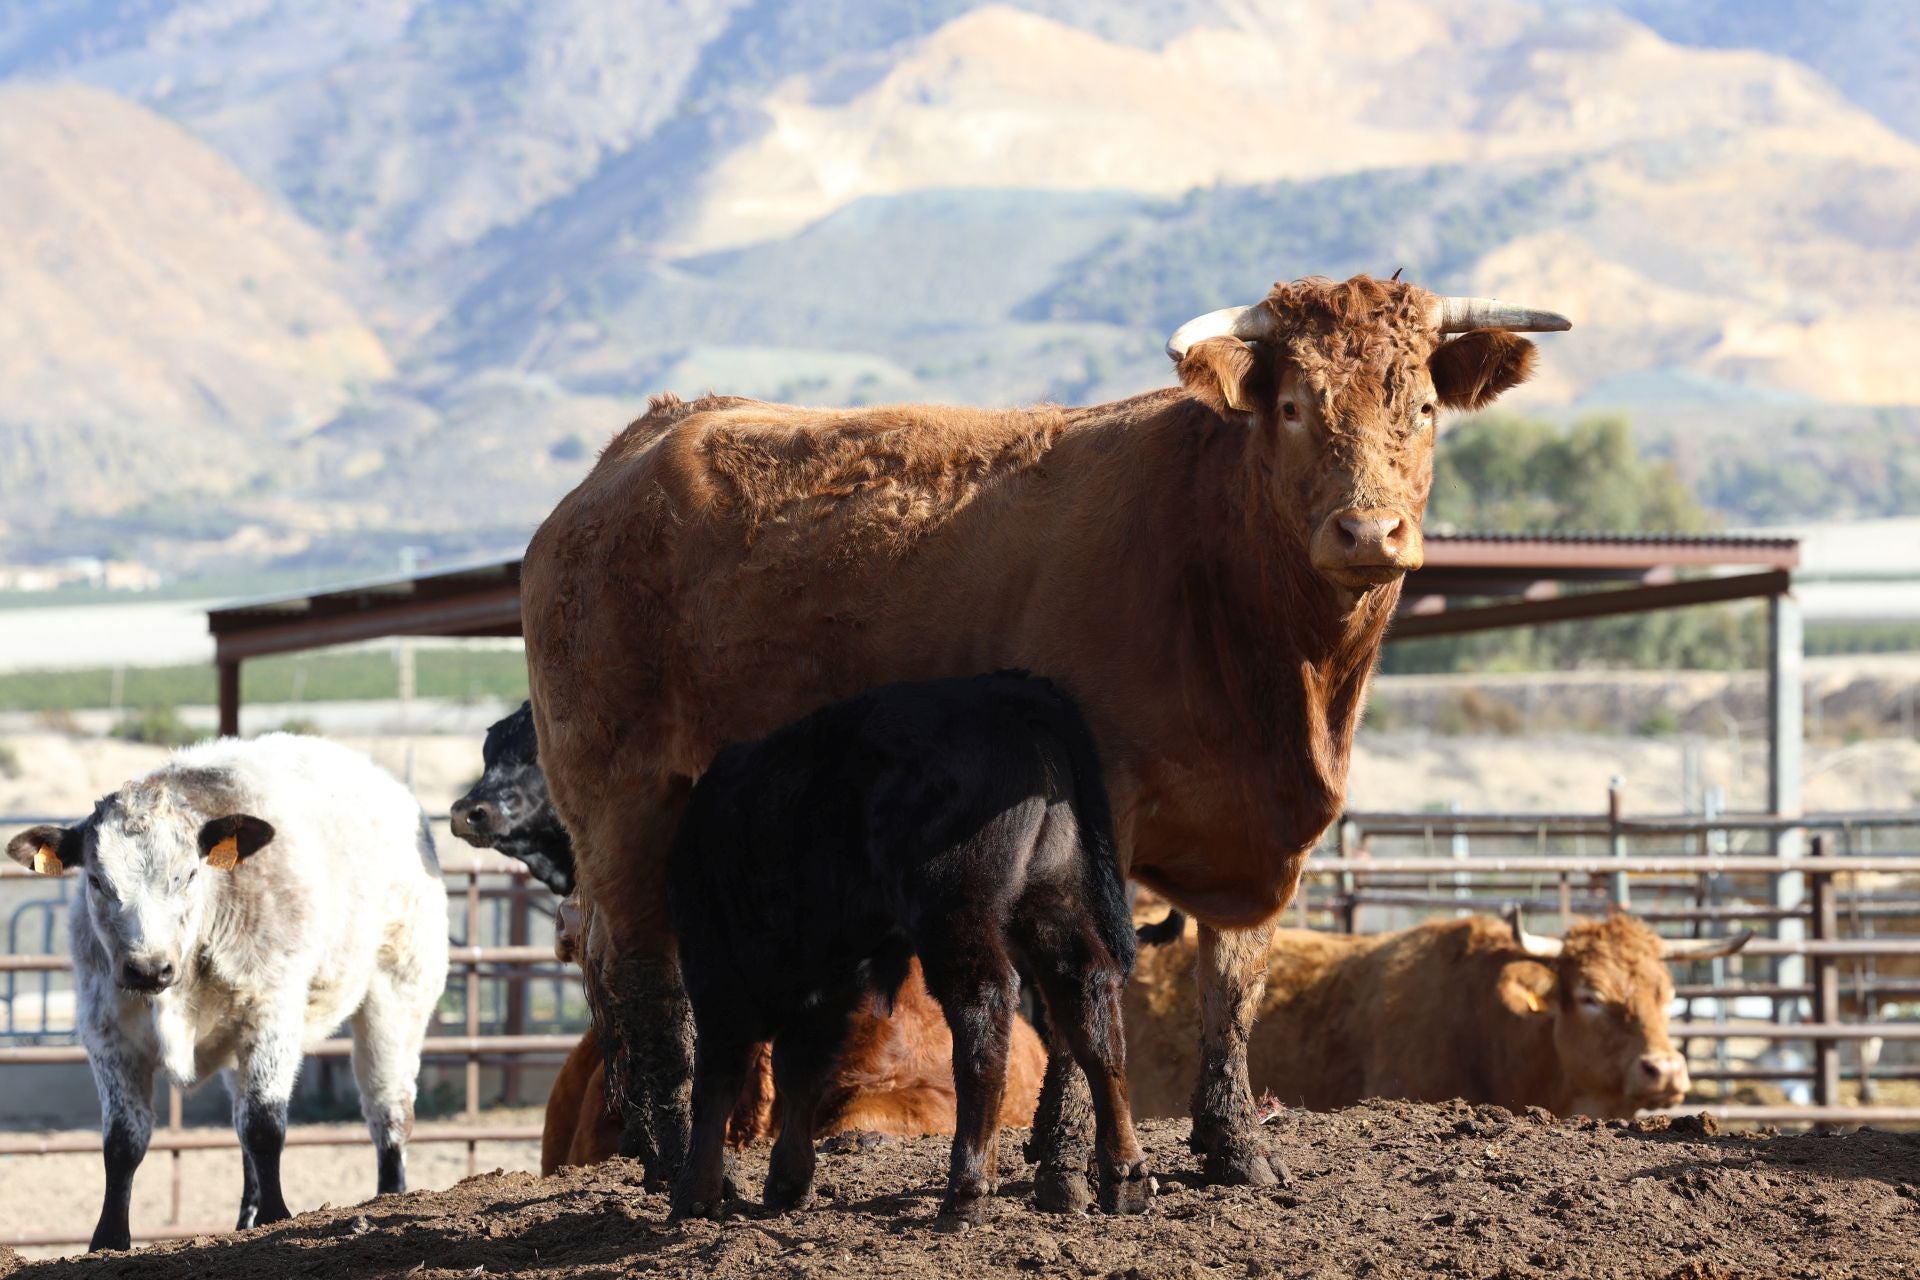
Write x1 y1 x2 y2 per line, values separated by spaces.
1385 415 1763 674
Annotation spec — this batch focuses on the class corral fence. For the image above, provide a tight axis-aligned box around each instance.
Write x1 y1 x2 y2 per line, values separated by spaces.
3 802 1919 1249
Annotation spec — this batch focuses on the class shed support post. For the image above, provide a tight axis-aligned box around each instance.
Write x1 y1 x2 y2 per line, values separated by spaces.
1809 835 1838 1116
217 658 242 738
1768 590 1805 1011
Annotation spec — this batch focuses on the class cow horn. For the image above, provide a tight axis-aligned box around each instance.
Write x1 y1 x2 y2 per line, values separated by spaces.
1166 304 1277 359
1433 297 1572 334
1505 907 1564 958
1658 931 1754 961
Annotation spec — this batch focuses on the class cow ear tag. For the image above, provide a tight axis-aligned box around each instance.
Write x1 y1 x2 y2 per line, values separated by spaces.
207 836 241 871
32 844 63 876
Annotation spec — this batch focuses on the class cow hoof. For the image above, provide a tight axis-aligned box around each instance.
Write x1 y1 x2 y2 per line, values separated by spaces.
669 1181 730 1222
762 1176 817 1215
1100 1163 1154 1216
1034 1166 1094 1215
935 1191 991 1231
1200 1142 1278 1188
669 1198 722 1223
819 1129 893 1155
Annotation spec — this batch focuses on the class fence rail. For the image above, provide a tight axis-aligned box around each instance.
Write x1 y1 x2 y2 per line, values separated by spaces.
4 805 1920 1251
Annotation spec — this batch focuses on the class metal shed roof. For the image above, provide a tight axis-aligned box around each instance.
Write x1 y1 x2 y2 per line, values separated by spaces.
206 531 1800 663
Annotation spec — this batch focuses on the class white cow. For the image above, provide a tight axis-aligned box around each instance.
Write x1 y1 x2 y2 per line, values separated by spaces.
6 734 450 1252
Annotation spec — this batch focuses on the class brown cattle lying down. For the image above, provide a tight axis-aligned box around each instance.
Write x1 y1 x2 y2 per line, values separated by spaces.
540 903 1046 1174
1124 912 1745 1120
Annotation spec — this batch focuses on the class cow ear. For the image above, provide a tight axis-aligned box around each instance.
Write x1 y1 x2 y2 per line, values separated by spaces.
1428 330 1537 412
7 825 77 876
1177 337 1263 415
197 815 276 870
1496 960 1557 1017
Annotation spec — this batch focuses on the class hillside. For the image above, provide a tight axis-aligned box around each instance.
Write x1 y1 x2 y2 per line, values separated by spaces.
0 82 390 527
1 1 1918 573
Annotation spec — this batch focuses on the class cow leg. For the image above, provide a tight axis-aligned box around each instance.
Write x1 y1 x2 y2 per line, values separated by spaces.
238 1138 261 1229
918 939 1019 1230
1189 920 1278 1186
85 1024 158 1252
1018 896 1151 1217
670 1030 756 1220
348 954 435 1197
763 995 861 1214
1025 1022 1096 1213
232 1020 303 1227
575 781 694 1186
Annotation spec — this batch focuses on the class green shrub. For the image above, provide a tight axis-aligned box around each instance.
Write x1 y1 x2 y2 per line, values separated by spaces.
1635 706 1681 736
1431 689 1524 736
111 705 204 747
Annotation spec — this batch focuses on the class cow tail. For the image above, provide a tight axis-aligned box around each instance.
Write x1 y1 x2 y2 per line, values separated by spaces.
1135 908 1187 947
1045 688 1136 975
416 809 441 873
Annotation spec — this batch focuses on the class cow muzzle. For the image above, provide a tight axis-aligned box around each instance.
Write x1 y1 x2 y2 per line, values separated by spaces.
1630 1051 1690 1108
120 954 178 994
1310 507 1423 588
449 798 497 845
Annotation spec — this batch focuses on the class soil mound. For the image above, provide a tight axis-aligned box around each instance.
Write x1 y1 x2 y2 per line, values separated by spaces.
21 1103 1920 1280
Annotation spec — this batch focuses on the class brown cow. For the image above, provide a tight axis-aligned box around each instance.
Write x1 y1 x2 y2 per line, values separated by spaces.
539 901 1047 1174
1124 912 1747 1120
519 273 1567 1193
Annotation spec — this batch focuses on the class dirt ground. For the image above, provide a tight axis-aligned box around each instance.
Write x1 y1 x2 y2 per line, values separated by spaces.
7 1104 1917 1280
0 1119 544 1260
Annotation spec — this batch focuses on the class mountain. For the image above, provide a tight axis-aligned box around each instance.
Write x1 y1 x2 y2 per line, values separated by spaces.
0 82 390 526
0 0 1917 575
1600 0 1920 143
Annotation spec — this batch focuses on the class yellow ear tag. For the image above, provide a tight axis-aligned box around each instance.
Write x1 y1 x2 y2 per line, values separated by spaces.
207 836 240 871
1522 989 1544 1013
32 846 64 876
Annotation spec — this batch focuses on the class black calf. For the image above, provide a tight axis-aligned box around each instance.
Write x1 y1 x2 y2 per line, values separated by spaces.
666 671 1151 1227
451 701 576 895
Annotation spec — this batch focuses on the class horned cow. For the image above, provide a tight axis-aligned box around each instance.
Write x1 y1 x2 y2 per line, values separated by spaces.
1124 910 1746 1120
520 273 1568 1190
7 734 449 1252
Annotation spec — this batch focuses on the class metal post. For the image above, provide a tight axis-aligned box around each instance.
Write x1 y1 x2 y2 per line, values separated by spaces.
464 869 481 1177
1769 591 1805 1003
1338 820 1359 934
217 658 242 738
501 874 531 1105
1607 778 1628 908
166 1080 183 1226
1809 835 1839 1115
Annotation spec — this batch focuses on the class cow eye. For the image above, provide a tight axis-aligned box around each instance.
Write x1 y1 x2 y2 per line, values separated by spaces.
1420 402 1435 418
1280 401 1300 422
88 873 109 897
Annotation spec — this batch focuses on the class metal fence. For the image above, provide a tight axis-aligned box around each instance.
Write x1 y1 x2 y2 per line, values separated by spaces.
4 804 1919 1250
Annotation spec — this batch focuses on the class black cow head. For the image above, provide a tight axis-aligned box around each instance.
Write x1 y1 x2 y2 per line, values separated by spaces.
451 701 575 896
